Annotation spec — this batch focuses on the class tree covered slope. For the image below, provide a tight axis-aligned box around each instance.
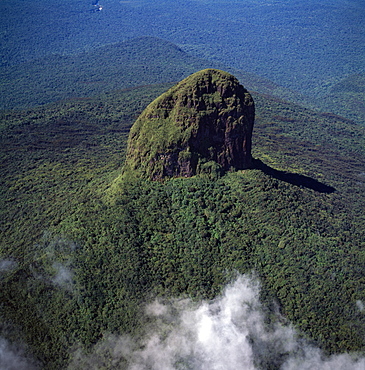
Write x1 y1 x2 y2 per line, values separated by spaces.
1 78 365 367
0 36 303 113
0 37 213 110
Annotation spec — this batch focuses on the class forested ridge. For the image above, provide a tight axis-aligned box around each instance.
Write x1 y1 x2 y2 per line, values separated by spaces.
0 36 303 115
1 80 365 368
3 4 364 124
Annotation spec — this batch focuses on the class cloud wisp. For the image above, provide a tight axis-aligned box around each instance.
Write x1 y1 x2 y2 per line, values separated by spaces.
0 259 18 275
0 337 39 370
69 274 365 370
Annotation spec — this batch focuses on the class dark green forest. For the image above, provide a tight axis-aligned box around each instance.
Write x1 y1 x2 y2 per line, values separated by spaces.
1 0 364 123
0 38 212 110
1 1 364 367
1 79 365 368
0 36 304 115
2 1 363 95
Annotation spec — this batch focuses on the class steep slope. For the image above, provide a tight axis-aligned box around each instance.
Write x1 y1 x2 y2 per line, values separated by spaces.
124 69 255 180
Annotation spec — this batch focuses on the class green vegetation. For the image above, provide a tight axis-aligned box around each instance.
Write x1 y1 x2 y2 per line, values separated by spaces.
0 37 213 110
0 35 303 116
3 0 363 100
313 74 365 125
3 1 364 124
1 81 365 368
2 1 364 367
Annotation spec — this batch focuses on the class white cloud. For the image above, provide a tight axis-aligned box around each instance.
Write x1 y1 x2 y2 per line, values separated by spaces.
0 259 18 274
0 338 38 370
68 274 365 370
51 262 74 290
356 300 364 313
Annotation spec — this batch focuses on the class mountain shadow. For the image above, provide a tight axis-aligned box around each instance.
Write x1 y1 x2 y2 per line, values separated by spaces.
253 158 335 193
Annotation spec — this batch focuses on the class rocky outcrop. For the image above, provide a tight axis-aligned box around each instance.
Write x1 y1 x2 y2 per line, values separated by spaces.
124 69 255 180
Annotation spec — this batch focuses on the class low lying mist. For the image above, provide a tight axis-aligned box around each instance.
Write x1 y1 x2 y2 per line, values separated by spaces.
68 275 365 370
0 259 18 275
0 337 39 370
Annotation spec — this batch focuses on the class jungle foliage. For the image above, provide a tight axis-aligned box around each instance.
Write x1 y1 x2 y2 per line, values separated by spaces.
2 0 363 95
2 1 364 124
0 37 213 110
1 81 365 368
0 36 303 115
314 74 365 126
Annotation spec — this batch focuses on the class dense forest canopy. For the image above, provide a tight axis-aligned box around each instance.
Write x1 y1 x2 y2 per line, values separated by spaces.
1 0 364 122
1 1 365 369
1 79 365 368
1 0 364 93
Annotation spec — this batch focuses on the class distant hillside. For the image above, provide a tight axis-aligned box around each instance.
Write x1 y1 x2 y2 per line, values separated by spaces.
0 37 212 109
2 0 364 98
1 81 365 367
0 36 304 111
314 74 365 125
4 33 363 124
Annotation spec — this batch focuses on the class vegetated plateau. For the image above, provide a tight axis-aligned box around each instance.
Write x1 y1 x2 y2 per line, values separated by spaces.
1 58 365 368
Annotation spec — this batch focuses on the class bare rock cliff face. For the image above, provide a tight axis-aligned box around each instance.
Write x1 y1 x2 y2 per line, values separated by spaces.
124 69 255 180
